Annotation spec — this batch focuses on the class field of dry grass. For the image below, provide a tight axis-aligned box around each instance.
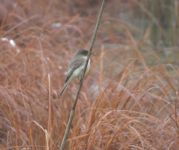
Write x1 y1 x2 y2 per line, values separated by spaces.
0 0 179 150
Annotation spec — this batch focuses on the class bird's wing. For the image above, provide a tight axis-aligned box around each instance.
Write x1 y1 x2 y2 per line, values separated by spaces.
64 57 85 83
69 57 85 70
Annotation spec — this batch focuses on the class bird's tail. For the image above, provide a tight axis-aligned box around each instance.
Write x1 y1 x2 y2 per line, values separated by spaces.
58 82 69 97
58 74 73 97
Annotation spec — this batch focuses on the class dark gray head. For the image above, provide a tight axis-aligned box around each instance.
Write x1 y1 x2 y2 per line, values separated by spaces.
76 49 89 56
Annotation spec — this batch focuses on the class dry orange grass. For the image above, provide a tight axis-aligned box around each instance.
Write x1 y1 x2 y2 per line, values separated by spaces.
0 0 178 150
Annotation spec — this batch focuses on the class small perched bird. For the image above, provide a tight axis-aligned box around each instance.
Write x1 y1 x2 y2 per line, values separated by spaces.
59 49 91 96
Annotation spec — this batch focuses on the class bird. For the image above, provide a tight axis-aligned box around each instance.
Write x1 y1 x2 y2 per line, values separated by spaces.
58 49 91 96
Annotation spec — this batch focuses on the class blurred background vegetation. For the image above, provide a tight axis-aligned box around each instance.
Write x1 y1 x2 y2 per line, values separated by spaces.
0 0 178 149
1 0 178 63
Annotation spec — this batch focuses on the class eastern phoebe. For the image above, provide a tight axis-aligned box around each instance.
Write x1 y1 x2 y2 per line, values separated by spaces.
59 49 90 96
